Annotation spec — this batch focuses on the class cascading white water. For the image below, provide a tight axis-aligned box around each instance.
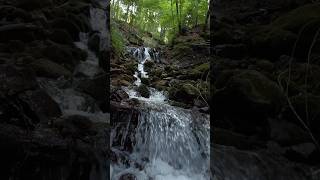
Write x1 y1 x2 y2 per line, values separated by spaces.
111 47 210 180
38 3 109 123
74 33 102 77
111 102 210 180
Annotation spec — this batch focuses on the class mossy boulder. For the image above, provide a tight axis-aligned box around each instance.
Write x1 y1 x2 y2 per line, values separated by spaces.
144 60 154 72
136 84 150 98
153 80 168 91
251 27 297 59
272 4 320 33
213 70 285 136
190 62 210 80
283 94 320 142
250 4 320 59
124 61 137 74
140 77 150 85
149 68 163 78
41 42 86 70
29 58 72 78
168 82 199 105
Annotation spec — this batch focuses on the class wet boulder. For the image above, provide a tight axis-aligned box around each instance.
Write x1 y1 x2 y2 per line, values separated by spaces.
76 73 108 111
111 88 129 102
136 84 150 98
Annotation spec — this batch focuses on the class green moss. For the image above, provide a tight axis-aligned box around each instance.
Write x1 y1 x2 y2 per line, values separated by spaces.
111 23 125 56
140 77 150 85
272 4 320 33
136 84 150 98
144 60 154 72
124 61 137 74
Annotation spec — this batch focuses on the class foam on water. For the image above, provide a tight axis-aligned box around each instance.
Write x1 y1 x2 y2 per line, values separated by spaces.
111 101 210 180
123 87 167 103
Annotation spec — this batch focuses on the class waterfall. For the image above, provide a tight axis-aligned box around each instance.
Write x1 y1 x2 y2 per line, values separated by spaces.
111 46 211 180
38 3 109 121
111 102 210 180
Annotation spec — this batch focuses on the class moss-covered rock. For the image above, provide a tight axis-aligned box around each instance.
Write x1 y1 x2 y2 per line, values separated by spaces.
136 84 150 98
250 4 320 59
124 61 137 74
140 77 150 85
153 80 168 91
251 27 297 58
29 58 72 78
213 70 285 136
168 82 199 105
144 60 154 72
272 4 320 33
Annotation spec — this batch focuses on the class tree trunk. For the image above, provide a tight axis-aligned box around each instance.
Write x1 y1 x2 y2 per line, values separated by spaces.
203 8 210 32
175 0 181 32
170 0 175 30
194 0 199 27
125 4 130 22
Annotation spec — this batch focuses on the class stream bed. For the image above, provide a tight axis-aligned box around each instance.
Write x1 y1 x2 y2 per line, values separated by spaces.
110 47 211 180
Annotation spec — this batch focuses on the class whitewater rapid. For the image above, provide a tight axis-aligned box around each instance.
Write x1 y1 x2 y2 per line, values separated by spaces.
110 47 210 180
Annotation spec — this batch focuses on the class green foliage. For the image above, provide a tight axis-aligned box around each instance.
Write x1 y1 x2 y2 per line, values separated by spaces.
111 23 125 55
111 0 209 44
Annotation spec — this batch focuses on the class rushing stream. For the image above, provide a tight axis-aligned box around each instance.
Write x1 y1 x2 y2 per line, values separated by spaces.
111 47 211 180
38 2 109 121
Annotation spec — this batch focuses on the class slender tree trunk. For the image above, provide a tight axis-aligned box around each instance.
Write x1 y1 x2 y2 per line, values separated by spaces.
194 0 199 27
179 0 182 28
175 0 181 32
125 4 130 22
170 0 175 30
203 8 210 32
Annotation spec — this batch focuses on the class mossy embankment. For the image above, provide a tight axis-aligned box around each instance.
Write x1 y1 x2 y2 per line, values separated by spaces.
212 0 320 170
